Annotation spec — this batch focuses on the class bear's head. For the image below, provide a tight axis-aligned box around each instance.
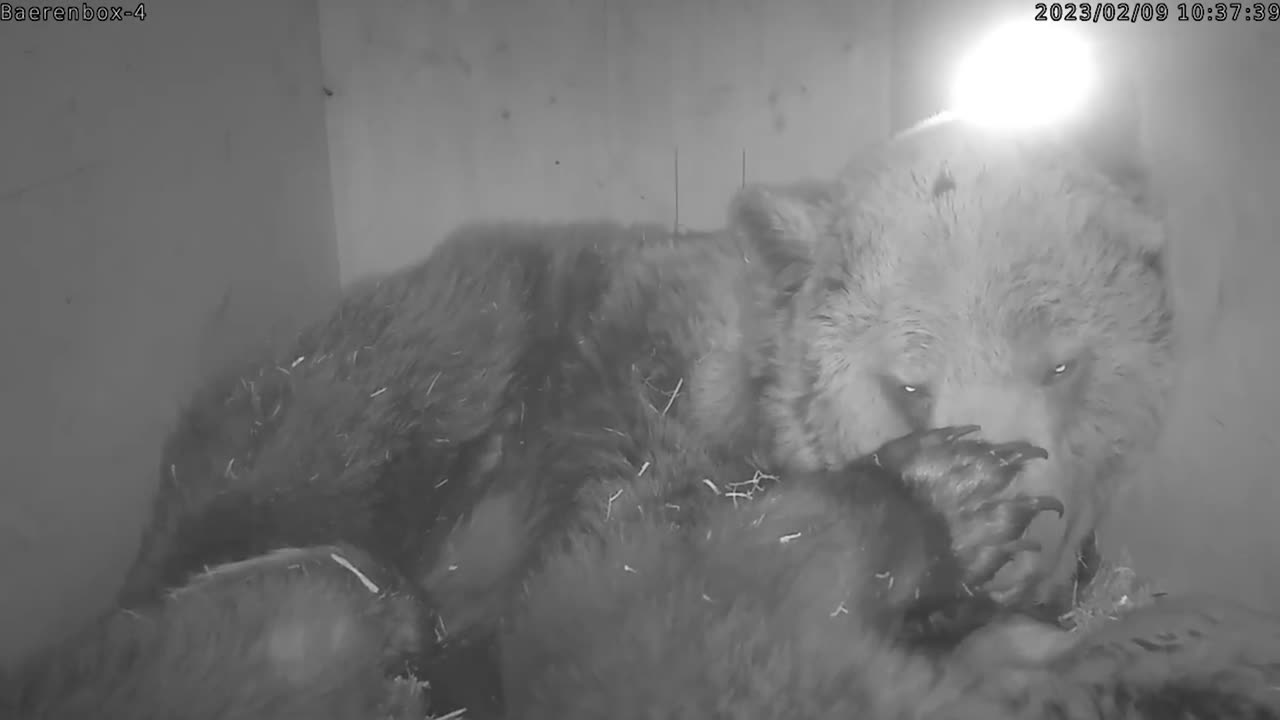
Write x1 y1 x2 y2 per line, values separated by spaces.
732 113 1175 605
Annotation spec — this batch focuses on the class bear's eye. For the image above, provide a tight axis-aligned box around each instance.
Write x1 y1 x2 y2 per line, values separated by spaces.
879 375 933 429
898 382 932 401
892 381 934 429
1045 360 1076 384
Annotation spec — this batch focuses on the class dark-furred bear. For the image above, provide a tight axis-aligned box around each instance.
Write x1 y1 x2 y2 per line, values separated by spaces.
3 543 430 720
492 424 1051 720
430 352 1063 719
591 112 1175 608
441 348 1280 720
115 220 671 608
462 287 1274 720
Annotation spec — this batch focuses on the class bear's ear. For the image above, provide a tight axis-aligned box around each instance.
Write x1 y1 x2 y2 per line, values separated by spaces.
1060 73 1167 257
729 180 838 293
1072 126 1168 263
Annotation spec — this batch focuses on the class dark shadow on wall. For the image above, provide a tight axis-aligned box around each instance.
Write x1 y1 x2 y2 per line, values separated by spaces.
0 0 339 662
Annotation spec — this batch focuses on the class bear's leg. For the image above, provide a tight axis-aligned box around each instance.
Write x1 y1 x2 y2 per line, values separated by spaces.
783 425 1065 650
497 424 1065 720
862 425 1065 609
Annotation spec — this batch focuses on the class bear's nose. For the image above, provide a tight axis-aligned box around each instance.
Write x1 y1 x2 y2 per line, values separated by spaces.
930 383 1050 453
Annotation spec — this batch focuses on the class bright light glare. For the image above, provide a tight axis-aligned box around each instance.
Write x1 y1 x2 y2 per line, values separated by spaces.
949 21 1096 130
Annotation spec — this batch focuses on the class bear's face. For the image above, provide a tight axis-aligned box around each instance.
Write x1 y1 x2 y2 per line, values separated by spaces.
735 116 1175 602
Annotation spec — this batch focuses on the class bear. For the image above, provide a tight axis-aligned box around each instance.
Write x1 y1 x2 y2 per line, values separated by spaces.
391 245 1068 716
117 108 1169 621
447 343 1280 720
114 220 672 609
102 110 1172 715
2 543 431 720
455 302 1275 720
26 410 1274 720
586 111 1175 610
87 204 1066 720
491 425 1053 720
425 355 1064 719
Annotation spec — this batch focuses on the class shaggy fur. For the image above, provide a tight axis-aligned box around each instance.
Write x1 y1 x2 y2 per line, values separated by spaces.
462 315 1279 720
116 220 670 607
429 348 1059 719
451 357 1280 720
497 427 1046 720
3 544 430 720
589 114 1175 607
392 260 1061 717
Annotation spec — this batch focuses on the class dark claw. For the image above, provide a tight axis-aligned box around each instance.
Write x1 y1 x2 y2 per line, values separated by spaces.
974 444 1050 501
934 424 983 446
869 425 982 471
949 494 1063 592
986 494 1065 536
1002 538 1043 556
964 538 1044 587
1023 495 1065 518
988 441 1050 467
862 427 1061 605
979 442 1051 490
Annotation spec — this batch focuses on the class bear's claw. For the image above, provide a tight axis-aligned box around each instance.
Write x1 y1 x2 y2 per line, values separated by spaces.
868 425 981 472
988 441 1050 468
863 426 1060 602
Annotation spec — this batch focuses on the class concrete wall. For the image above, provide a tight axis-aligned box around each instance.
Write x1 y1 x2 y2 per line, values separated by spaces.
1106 23 1280 609
0 1 339 659
318 0 892 285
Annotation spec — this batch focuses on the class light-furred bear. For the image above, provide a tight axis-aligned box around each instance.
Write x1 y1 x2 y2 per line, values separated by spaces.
594 112 1174 610
2 543 431 720
500 447 1280 720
